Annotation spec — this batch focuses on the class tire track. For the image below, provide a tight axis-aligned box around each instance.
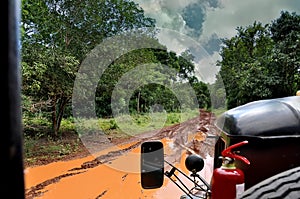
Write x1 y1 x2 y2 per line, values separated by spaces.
25 110 218 199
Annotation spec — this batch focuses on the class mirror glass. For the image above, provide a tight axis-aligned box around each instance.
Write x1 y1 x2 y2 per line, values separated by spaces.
140 140 164 189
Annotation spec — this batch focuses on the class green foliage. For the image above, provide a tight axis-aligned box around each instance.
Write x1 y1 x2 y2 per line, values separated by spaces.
97 110 198 136
209 76 227 109
59 118 76 132
99 119 119 131
109 119 118 130
95 48 161 117
23 116 52 136
95 48 210 118
191 81 211 109
21 0 156 135
217 21 275 108
269 11 300 97
24 133 81 165
166 113 180 124
23 115 75 137
216 11 300 109
74 118 102 136
23 109 199 165
21 0 214 138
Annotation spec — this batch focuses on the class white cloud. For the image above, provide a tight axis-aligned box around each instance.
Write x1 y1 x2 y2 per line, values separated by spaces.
195 51 221 83
136 0 300 44
200 0 300 42
135 0 198 12
155 28 220 83
134 0 300 83
134 0 200 33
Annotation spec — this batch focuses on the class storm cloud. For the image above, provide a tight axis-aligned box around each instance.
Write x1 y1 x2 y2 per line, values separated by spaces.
133 0 300 83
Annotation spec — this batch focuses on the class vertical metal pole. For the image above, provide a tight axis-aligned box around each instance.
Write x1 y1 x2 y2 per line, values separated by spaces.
0 0 25 198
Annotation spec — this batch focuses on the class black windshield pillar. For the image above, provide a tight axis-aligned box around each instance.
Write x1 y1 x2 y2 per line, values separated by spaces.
0 0 25 198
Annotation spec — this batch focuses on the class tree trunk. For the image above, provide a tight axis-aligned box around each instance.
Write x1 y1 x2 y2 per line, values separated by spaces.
137 90 141 113
56 97 69 134
51 95 69 136
51 95 58 136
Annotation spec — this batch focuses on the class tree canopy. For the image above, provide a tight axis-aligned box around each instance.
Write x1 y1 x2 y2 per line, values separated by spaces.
216 11 300 109
21 0 156 135
21 0 210 136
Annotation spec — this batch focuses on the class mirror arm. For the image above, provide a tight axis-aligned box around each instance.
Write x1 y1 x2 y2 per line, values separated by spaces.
164 160 210 198
165 171 195 199
191 173 211 190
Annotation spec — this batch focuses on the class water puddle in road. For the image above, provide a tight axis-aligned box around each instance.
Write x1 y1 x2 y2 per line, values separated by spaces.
25 131 215 199
25 145 154 199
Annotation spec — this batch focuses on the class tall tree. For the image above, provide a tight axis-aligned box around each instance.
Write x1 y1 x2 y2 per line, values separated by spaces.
269 11 300 97
21 0 155 135
95 47 209 117
217 22 275 108
216 11 300 109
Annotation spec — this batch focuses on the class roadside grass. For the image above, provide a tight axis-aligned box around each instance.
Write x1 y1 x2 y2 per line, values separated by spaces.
23 109 205 166
23 116 81 167
23 132 82 167
76 109 200 137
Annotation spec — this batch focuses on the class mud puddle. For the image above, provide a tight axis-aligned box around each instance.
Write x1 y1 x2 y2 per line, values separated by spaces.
25 110 219 199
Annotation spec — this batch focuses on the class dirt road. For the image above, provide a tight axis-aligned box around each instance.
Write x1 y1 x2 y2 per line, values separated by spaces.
25 110 219 199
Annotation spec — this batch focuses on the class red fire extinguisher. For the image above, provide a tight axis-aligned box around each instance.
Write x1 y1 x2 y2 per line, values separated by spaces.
210 140 250 199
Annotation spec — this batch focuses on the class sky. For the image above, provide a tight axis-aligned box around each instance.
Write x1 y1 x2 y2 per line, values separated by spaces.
133 0 300 83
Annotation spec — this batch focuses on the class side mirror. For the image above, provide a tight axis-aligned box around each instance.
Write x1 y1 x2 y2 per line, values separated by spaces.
140 140 164 189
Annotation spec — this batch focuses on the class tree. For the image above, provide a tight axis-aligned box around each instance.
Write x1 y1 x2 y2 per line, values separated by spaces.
209 73 226 109
216 11 300 109
269 11 300 97
21 0 155 135
95 47 210 117
217 22 275 108
95 48 161 117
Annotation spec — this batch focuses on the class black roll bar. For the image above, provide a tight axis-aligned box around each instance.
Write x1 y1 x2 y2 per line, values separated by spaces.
1 0 25 198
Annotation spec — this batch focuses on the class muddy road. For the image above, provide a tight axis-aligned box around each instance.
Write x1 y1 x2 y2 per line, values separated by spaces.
25 110 219 199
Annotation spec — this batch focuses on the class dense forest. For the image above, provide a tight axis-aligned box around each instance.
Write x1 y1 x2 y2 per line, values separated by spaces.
21 0 300 137
215 11 300 109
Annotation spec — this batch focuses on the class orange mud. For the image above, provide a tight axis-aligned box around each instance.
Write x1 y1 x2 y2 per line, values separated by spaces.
25 138 214 199
25 111 218 199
